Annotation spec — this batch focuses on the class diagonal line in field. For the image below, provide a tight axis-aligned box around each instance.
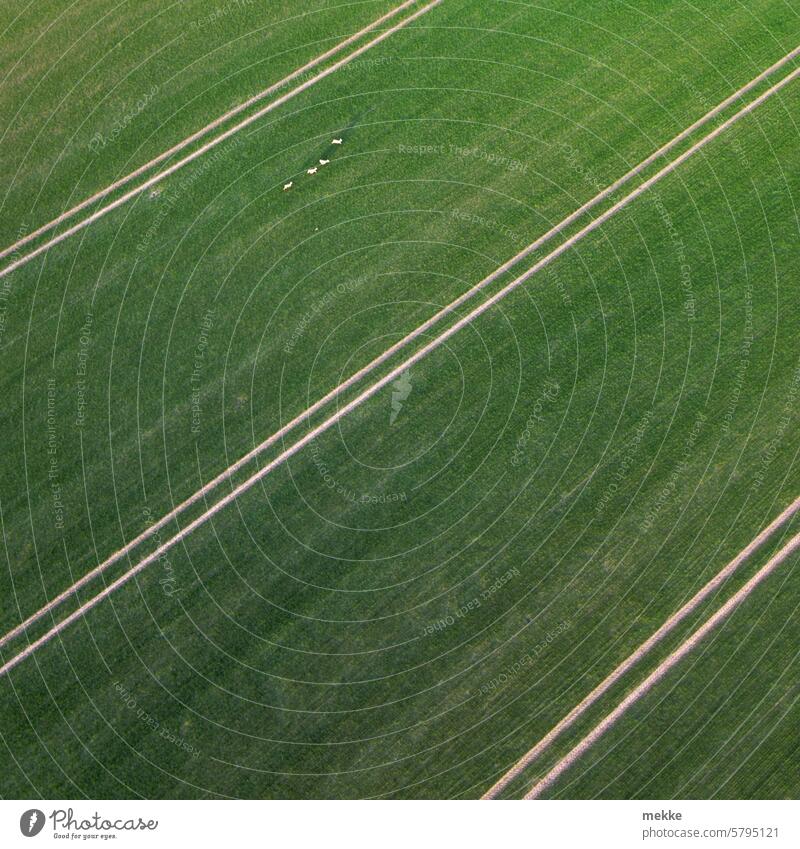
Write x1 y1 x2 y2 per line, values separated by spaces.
2 35 798 281
482 493 800 799
2 46 798 655
0 0 445 281
0 60 797 679
523 526 800 799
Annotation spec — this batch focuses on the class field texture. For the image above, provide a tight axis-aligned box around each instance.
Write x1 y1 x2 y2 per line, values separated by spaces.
1 0 799 799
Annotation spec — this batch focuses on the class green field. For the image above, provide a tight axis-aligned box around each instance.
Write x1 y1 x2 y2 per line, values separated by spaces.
1 0 799 799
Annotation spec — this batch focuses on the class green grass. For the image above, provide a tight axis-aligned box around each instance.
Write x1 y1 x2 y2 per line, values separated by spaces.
1 0 799 799
0 0 404 245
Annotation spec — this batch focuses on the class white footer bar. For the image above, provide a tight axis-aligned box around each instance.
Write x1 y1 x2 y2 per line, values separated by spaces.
2 799 797 848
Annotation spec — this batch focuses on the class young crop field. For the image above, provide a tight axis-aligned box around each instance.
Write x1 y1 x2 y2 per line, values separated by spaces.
0 0 798 801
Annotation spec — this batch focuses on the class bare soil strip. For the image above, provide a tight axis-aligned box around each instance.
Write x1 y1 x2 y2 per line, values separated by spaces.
482 495 800 799
3 50 797 655
523 529 800 799
0 0 445 280
1 63 797 678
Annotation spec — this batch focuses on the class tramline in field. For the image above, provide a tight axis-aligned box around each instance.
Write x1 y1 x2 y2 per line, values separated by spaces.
0 0 798 802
